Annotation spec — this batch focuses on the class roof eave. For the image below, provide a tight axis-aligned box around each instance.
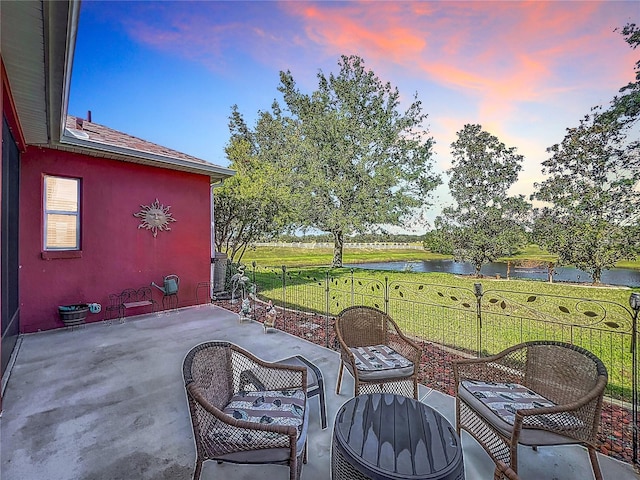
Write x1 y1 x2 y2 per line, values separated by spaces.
48 0 80 146
58 133 235 182
0 1 78 146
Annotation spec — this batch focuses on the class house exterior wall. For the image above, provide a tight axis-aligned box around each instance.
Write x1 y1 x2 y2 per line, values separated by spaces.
19 147 212 332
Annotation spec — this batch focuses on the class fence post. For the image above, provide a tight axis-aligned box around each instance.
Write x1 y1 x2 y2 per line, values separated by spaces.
251 261 257 320
325 270 331 348
474 283 484 357
384 277 389 314
281 265 287 329
350 268 355 306
630 292 640 466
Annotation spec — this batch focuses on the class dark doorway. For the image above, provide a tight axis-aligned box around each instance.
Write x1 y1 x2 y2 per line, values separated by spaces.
2 117 20 378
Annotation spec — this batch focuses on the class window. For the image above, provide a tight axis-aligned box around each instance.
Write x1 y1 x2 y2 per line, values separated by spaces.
44 175 80 250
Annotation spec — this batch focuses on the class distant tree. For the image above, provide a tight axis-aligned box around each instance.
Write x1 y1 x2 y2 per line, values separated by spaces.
531 24 640 284
423 220 454 255
598 23 639 134
531 112 639 283
214 106 295 264
278 55 441 267
436 124 530 275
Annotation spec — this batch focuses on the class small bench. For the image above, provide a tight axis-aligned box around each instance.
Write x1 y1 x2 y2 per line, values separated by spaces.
105 287 158 323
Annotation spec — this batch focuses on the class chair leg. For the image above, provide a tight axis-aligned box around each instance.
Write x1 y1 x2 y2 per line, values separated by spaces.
319 389 328 429
293 444 306 480
455 396 461 435
336 362 344 394
193 459 202 480
588 445 603 480
509 442 519 477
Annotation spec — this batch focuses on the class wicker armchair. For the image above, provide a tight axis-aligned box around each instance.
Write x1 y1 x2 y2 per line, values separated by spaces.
453 341 607 480
183 341 309 480
335 306 421 399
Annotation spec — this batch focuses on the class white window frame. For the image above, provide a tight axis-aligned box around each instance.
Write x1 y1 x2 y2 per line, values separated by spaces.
43 175 81 251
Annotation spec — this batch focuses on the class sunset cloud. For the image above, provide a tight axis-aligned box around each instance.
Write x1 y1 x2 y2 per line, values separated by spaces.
71 0 637 221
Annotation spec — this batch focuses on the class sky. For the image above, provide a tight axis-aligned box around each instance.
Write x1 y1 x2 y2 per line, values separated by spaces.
69 1 638 232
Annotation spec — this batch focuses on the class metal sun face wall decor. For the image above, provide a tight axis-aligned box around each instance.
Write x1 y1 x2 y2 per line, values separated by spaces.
134 198 176 237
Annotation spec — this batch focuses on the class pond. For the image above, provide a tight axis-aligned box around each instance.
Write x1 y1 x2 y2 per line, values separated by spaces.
345 259 640 287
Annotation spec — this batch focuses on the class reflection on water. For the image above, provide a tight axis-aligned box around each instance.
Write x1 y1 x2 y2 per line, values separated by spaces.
345 259 640 287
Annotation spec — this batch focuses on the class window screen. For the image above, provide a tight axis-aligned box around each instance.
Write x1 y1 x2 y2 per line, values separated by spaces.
44 176 80 250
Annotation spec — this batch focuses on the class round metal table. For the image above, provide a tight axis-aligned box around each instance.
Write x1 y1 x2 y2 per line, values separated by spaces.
332 393 464 480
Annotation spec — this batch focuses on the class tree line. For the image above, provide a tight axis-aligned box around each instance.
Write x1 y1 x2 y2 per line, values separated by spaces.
215 24 639 284
274 233 425 244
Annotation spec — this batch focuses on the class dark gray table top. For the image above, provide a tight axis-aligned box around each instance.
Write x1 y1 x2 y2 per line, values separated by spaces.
334 393 463 480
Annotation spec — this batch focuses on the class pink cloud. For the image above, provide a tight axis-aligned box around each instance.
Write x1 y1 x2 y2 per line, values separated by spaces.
282 1 635 111
117 1 635 104
115 0 636 148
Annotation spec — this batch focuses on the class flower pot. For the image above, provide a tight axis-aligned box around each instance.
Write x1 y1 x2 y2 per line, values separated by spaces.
58 304 89 327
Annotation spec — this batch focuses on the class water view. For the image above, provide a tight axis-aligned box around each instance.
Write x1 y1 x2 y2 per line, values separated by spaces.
346 259 640 287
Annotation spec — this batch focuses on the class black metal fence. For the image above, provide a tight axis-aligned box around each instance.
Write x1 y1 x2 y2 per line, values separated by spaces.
220 264 639 467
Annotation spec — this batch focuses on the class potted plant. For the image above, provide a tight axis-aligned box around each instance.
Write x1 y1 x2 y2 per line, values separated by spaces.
58 304 89 327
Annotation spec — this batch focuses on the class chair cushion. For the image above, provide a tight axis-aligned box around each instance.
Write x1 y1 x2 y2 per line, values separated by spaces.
210 396 309 464
224 389 306 434
348 345 414 381
460 380 584 433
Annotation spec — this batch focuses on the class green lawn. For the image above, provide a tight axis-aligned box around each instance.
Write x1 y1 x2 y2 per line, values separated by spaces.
244 245 450 267
243 244 640 270
243 254 639 400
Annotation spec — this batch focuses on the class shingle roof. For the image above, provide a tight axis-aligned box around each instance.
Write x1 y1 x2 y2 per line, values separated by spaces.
59 115 234 181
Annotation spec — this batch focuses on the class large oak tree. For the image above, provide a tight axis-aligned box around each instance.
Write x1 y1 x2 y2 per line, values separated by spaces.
278 55 441 267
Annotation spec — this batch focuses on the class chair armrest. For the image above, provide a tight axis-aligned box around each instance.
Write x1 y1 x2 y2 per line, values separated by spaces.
335 325 358 366
494 461 520 480
389 335 421 366
511 374 607 442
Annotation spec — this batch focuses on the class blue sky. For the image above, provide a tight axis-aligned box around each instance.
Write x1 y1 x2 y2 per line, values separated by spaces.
69 1 638 230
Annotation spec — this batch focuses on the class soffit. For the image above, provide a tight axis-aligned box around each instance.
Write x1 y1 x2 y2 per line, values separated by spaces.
1 1 49 144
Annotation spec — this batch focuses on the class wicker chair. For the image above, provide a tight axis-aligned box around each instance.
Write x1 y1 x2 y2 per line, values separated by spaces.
335 306 421 399
453 341 608 480
183 341 309 480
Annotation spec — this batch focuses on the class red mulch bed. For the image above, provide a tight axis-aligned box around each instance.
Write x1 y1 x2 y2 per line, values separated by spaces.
215 299 636 465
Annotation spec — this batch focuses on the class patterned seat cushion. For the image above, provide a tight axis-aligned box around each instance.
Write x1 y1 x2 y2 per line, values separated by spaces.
348 345 414 381
223 389 306 436
461 380 583 430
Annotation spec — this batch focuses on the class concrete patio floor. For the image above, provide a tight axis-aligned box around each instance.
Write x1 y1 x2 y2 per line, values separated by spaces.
1 305 637 480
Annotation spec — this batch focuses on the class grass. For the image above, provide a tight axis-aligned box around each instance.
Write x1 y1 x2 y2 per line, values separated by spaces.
244 244 640 270
242 253 639 400
244 245 450 267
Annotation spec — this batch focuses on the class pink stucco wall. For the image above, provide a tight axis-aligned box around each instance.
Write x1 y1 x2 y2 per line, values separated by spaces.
19 147 212 332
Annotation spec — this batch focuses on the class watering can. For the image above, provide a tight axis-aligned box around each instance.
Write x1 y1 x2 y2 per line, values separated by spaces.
151 274 179 296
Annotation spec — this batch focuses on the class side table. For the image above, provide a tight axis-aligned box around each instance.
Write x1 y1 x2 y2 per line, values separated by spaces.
332 393 464 480
275 355 328 429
